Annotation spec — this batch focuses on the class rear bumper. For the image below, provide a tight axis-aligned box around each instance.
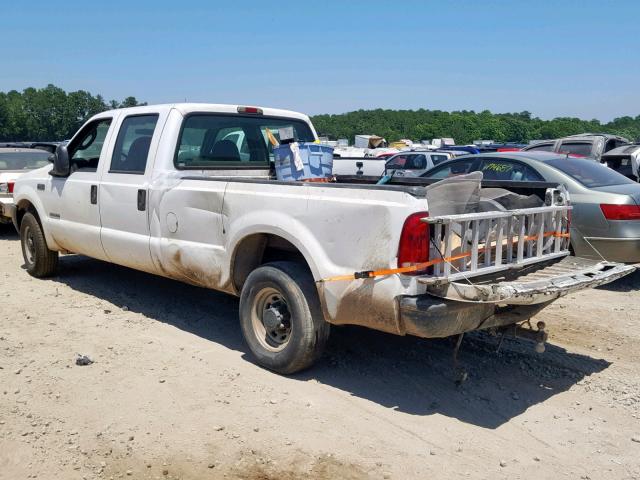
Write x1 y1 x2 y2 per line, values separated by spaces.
399 296 550 338
0 197 15 224
583 236 640 263
398 257 636 338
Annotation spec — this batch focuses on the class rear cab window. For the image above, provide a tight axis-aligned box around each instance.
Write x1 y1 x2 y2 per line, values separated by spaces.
526 143 554 152
558 141 593 158
175 114 315 169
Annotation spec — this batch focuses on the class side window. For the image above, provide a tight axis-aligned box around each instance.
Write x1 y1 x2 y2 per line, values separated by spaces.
68 118 112 171
408 154 427 169
110 114 159 174
426 159 477 179
385 155 409 169
480 159 544 181
526 143 554 152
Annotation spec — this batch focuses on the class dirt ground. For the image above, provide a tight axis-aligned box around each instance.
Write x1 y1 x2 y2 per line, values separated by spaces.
1 226 639 480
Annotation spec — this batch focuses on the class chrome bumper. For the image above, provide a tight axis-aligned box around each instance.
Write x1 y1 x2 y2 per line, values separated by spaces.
422 256 636 305
398 257 635 339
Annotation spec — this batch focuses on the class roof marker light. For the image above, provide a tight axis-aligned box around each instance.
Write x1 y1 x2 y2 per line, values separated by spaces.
237 106 263 115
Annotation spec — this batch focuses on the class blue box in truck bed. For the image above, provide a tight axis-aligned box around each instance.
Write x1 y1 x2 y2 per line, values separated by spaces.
274 143 334 181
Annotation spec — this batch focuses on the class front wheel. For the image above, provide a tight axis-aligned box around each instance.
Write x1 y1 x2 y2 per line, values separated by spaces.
20 212 58 278
239 261 330 374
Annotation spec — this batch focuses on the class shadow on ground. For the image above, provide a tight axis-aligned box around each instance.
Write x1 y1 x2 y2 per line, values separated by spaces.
0 224 18 240
596 268 640 292
49 254 610 429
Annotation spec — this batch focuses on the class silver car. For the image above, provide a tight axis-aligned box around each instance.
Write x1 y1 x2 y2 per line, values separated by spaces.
422 151 640 263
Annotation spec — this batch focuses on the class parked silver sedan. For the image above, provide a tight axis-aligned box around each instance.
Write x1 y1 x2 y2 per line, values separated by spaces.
422 151 640 263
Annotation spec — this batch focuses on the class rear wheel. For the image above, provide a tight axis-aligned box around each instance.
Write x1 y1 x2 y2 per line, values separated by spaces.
239 261 330 374
20 212 58 278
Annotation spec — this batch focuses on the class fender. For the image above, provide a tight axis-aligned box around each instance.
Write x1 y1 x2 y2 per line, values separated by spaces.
13 184 63 251
226 209 334 283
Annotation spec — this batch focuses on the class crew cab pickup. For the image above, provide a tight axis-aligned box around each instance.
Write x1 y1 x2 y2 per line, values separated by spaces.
12 104 636 374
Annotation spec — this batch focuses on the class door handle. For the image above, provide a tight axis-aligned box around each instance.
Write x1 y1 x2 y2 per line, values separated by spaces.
137 189 146 211
90 185 97 204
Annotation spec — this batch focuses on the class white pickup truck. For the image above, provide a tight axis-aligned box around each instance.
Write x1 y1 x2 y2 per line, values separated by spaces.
11 103 635 374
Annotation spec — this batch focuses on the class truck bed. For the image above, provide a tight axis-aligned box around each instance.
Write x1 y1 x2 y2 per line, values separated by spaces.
334 175 560 201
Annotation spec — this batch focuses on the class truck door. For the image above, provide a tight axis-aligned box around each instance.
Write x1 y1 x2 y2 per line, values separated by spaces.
47 117 114 261
98 112 165 273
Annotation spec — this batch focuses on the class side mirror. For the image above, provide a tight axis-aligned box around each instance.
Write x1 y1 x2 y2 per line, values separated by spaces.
49 145 70 177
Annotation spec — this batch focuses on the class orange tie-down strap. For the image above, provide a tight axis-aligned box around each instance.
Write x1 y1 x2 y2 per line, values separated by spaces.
319 231 570 283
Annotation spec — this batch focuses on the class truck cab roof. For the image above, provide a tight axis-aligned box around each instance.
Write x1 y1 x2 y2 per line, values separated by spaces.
92 103 312 123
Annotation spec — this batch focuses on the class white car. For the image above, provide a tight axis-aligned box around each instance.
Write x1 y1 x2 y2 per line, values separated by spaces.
384 151 452 177
11 103 634 373
0 147 51 224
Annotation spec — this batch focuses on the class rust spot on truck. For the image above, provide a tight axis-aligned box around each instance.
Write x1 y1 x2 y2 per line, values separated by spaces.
153 244 233 294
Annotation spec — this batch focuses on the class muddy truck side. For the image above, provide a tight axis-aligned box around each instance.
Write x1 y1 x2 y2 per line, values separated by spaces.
11 104 636 374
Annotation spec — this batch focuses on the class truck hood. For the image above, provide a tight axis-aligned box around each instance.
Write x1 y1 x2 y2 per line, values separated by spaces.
592 183 640 205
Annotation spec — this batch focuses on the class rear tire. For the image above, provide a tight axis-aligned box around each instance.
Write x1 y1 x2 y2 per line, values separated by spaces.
20 212 58 278
239 261 330 374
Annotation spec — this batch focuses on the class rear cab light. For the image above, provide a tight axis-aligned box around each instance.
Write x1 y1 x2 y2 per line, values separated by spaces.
600 204 640 220
237 106 263 115
398 211 430 275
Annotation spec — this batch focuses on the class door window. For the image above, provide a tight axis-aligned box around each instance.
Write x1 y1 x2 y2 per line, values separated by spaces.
407 154 427 169
110 114 159 174
479 158 544 181
425 158 477 179
385 154 409 169
68 118 112 171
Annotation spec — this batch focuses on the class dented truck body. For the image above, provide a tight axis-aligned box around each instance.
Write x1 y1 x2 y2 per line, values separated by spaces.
12 103 635 355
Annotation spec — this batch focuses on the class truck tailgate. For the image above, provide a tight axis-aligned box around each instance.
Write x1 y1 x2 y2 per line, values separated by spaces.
423 256 636 304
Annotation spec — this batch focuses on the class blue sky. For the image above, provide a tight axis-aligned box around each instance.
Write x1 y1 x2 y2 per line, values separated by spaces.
1 0 639 121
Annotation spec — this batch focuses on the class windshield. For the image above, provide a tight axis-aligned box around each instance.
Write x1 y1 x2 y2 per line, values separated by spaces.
0 151 51 170
175 114 315 169
546 158 635 188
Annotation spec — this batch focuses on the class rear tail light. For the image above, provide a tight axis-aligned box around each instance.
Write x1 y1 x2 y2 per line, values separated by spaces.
0 182 13 194
8 182 14 194
398 211 430 274
237 106 263 115
600 204 640 220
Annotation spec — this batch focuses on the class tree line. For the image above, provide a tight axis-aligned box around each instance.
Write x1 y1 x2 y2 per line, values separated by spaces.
0 84 145 142
2 85 640 145
311 109 640 145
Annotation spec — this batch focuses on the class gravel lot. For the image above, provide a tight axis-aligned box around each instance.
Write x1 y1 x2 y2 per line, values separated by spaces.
1 226 639 480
